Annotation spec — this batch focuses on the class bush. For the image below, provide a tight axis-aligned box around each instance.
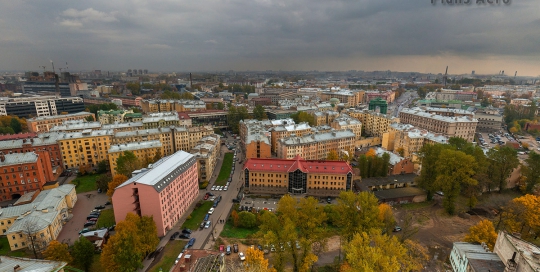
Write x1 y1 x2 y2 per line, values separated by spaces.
199 181 209 189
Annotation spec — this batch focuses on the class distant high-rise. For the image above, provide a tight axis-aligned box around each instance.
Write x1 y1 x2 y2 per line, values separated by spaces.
471 70 475 75
138 69 143 75
143 69 148 74
133 69 138 75
127 69 132 73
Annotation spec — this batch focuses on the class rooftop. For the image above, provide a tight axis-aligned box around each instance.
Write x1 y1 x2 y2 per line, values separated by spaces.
102 121 144 130
0 152 38 166
374 147 404 165
373 187 426 200
116 150 196 192
401 107 478 123
0 256 67 272
279 129 355 145
244 155 353 174
500 231 540 271
27 111 93 122
108 140 162 153
452 242 505 272
355 173 418 191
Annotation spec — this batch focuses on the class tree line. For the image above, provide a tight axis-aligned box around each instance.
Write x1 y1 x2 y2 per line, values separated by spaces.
416 138 522 215
357 149 391 178
0 116 27 135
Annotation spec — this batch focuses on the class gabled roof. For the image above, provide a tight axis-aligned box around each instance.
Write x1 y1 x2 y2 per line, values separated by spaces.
244 156 353 175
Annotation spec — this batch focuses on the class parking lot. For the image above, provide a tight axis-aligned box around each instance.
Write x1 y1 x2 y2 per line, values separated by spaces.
56 191 110 246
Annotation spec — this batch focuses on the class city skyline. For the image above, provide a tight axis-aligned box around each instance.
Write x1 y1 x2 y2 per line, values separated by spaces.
1 0 539 76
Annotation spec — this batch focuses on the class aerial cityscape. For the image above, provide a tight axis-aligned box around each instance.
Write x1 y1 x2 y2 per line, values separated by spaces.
1 1 540 272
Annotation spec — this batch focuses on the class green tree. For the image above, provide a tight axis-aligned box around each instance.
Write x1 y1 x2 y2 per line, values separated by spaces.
522 152 540 193
72 237 95 272
97 160 108 174
435 149 478 215
334 191 382 242
416 143 446 200
238 211 257 228
290 111 315 126
10 118 22 133
253 105 267 121
96 173 112 192
136 214 160 256
227 105 249 133
126 82 140 95
487 146 519 192
115 151 140 177
217 102 224 110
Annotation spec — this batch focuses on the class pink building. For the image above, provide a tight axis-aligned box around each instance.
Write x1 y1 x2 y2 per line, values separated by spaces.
112 150 198 237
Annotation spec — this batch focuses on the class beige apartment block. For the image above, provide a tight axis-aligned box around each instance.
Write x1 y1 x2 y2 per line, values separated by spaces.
399 107 477 142
330 114 362 140
108 141 163 177
276 130 356 160
27 112 95 133
344 109 398 137
56 130 114 169
319 89 364 107
269 122 312 153
190 134 220 182
382 123 448 157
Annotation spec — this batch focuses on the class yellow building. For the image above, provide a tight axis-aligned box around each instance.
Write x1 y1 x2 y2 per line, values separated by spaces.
108 140 163 177
319 89 364 107
344 109 398 137
382 123 449 157
276 130 356 160
310 110 340 126
140 99 206 113
243 156 354 197
1 184 77 252
56 129 114 169
27 112 95 133
187 126 215 150
190 134 221 182
142 112 181 129
330 114 362 140
269 122 312 153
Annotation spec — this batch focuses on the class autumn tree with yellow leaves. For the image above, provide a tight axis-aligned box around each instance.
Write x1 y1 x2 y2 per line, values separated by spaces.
106 174 128 197
464 219 498 250
500 194 540 241
101 213 159 272
243 246 277 272
43 240 73 264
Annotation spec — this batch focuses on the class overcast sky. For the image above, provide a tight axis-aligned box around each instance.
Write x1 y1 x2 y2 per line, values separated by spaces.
1 0 539 76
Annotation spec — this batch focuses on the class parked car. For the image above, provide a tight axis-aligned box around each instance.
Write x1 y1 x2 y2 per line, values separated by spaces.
213 201 218 208
209 196 216 201
208 208 215 214
226 245 231 255
79 228 91 234
84 221 96 227
239 252 245 261
104 201 111 205
87 216 99 220
219 244 225 252
436 191 444 196
203 194 209 200
393 226 402 232
179 233 190 239
88 218 98 222
224 186 228 191
182 229 192 234
217 196 222 202
211 186 216 191
200 222 205 230
109 225 116 231
95 205 105 210
187 238 196 247
204 214 210 221
205 221 211 229
233 244 239 253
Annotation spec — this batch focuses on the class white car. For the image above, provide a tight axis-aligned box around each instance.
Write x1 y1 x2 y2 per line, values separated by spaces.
239 252 245 261
224 186 228 191
219 186 223 191
211 186 216 191
209 196 216 201
208 208 215 214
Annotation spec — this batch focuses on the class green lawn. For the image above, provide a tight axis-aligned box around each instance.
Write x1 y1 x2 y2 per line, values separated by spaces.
70 174 100 194
220 219 259 239
215 153 233 186
96 209 116 228
0 236 28 257
181 201 214 230
149 240 187 272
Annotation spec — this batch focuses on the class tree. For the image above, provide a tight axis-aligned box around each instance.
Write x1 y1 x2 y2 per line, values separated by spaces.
217 102 224 110
378 203 395 234
487 146 519 192
10 118 22 133
107 174 128 197
341 230 420 272
115 151 140 177
43 240 73 264
151 150 162 164
21 221 48 259
464 219 498 251
522 152 540 193
253 105 267 121
97 160 108 174
96 173 112 193
239 211 257 228
133 214 159 256
227 105 250 134
416 143 446 200
72 237 95 272
101 213 144 272
231 210 240 227
334 191 382 242
244 246 276 272
290 111 315 126
435 149 477 215
326 150 339 161
501 195 540 240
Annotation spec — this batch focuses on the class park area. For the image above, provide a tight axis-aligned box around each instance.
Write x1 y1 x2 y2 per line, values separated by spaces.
215 153 233 186
149 240 187 272
70 174 99 194
181 201 214 230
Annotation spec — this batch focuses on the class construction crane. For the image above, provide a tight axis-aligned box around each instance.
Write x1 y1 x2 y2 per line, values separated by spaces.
514 71 517 77
442 66 448 87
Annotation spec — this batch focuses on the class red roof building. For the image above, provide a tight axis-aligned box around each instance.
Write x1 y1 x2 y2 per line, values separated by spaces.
243 155 354 197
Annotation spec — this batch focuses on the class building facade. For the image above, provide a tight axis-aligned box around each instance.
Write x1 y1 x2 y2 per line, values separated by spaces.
243 156 353 197
399 108 478 142
112 151 199 237
0 96 85 118
108 141 163 177
330 114 362 140
56 130 114 169
276 130 356 160
190 134 220 182
344 109 398 138
27 112 95 133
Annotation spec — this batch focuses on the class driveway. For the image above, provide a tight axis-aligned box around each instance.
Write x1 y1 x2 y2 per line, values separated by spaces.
56 191 110 246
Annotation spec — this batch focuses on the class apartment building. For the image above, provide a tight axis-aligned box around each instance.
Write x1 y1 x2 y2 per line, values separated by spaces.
475 110 503 133
269 122 312 153
426 89 477 101
112 151 198 236
27 112 95 133
0 134 64 171
0 152 57 201
243 156 353 197
0 256 67 271
382 123 448 157
399 108 478 142
190 134 221 182
422 107 474 118
310 111 339 126
101 121 144 132
187 126 215 150
276 130 356 160
238 119 273 159
142 112 181 129
374 148 415 175
364 90 396 103
56 130 114 169
330 114 362 140
98 109 142 124
140 99 206 113
494 231 540 272
1 184 77 251
0 96 85 118
108 141 163 177
344 109 398 137
49 121 102 133
450 242 504 272
319 89 364 107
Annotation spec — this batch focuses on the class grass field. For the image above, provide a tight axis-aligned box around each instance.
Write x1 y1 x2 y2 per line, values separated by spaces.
215 153 233 186
96 209 116 228
0 236 28 257
149 240 187 272
181 201 214 230
220 219 259 239
70 174 100 194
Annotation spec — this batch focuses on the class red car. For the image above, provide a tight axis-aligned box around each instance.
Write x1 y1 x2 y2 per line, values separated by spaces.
204 193 209 200
219 245 225 252
88 218 98 222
